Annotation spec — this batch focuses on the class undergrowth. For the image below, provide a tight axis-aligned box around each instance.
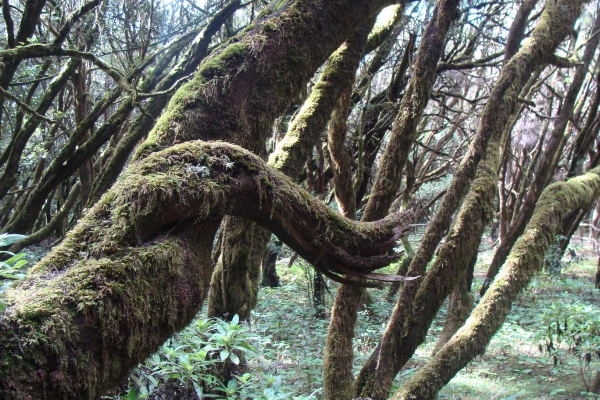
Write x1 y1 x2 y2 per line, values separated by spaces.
11 238 600 399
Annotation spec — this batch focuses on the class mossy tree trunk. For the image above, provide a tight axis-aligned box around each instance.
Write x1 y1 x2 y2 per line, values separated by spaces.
2 3 240 234
595 256 600 289
392 167 600 399
480 9 600 295
432 252 476 354
355 1 588 398
260 240 280 288
0 142 410 398
0 0 416 396
323 0 461 398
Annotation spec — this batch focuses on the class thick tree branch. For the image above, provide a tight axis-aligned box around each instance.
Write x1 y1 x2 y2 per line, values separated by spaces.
0 141 411 397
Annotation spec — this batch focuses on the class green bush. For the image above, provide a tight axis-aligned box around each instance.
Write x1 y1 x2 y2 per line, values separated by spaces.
535 301 600 392
119 315 297 399
0 233 29 311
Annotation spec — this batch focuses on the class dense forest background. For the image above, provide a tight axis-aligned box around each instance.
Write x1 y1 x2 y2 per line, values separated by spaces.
0 0 599 398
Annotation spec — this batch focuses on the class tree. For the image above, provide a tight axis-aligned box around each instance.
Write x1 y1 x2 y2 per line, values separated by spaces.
1 0 599 399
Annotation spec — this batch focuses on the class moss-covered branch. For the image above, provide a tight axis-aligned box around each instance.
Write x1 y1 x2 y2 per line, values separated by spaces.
0 141 410 398
268 18 375 176
481 9 600 295
363 0 460 222
88 0 242 206
393 167 600 400
8 182 81 254
208 15 377 321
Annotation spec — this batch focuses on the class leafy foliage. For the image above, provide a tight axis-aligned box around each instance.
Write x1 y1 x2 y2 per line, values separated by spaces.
0 233 29 311
113 315 302 400
535 301 600 392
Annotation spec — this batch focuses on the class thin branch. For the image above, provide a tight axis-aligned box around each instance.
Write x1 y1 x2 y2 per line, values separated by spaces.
0 84 54 122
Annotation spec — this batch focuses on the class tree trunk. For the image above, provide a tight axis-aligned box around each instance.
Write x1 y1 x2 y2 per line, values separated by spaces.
0 141 409 398
0 0 419 395
260 241 280 288
480 9 600 295
325 0 462 397
595 256 600 289
432 252 476 355
392 167 600 399
208 14 376 322
207 217 269 321
355 1 588 398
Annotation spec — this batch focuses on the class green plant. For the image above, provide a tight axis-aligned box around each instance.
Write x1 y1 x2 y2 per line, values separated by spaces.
0 234 29 311
544 235 569 275
117 315 295 399
535 301 600 392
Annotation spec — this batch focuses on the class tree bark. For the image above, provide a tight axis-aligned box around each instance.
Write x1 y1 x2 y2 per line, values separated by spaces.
595 256 600 289
324 0 462 398
208 15 376 321
8 183 81 254
481 9 600 295
87 1 242 205
260 241 280 287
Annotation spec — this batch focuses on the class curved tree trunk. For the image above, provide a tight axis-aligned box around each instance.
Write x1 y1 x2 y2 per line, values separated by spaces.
0 1 414 396
87 1 243 206
0 141 410 398
207 15 376 321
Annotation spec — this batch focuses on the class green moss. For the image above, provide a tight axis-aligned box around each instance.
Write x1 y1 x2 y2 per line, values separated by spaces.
262 21 278 32
199 42 248 77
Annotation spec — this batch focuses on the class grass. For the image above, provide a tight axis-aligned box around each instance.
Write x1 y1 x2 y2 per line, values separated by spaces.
246 238 600 399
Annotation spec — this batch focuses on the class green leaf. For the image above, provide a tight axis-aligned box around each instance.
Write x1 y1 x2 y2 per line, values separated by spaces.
0 234 27 247
0 272 22 279
11 259 28 270
220 349 230 362
193 382 204 398
126 387 139 400
4 253 25 265
229 352 240 365
0 300 6 312
130 374 144 388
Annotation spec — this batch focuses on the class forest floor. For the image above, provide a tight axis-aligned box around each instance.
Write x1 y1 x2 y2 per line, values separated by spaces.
28 233 598 399
248 235 600 400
